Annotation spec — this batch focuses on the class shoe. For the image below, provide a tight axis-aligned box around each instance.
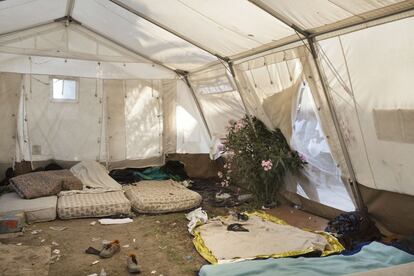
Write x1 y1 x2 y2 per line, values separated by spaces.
227 223 249 232
127 253 141 274
85 246 101 255
99 240 120 258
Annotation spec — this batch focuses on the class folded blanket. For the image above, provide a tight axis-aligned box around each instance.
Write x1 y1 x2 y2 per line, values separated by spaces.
70 161 121 190
10 170 83 199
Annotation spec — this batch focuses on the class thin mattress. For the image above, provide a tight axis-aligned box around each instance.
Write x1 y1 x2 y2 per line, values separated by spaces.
57 190 131 219
0 192 57 223
124 180 202 214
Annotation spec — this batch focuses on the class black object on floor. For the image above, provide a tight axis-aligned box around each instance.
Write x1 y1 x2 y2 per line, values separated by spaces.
227 223 249 232
85 246 101 255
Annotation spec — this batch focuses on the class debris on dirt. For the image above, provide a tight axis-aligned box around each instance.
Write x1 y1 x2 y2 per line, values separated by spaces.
92 237 100 242
90 221 97 226
49 226 67 231
186 207 208 234
98 218 133 225
156 220 160 224
122 244 130 248
99 268 107 276
91 260 100 266
151 270 157 274
53 249 60 255
16 242 22 246
87 273 98 276
31 230 42 235
51 241 59 246
133 238 136 243
40 239 45 243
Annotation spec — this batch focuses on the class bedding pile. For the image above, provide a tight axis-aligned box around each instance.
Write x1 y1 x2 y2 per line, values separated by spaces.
192 212 343 264
124 180 202 214
10 169 82 199
198 242 414 276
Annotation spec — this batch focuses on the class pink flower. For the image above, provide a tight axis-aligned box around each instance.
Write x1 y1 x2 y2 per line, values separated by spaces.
261 159 273 171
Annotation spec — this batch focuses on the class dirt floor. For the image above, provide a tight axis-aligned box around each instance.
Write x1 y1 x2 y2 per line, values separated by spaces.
0 203 328 276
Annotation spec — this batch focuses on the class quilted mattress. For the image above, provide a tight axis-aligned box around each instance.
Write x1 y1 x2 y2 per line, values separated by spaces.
124 180 202 214
0 192 57 223
57 190 131 219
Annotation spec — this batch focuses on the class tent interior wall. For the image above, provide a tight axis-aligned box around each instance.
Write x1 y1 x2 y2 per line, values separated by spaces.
0 0 414 235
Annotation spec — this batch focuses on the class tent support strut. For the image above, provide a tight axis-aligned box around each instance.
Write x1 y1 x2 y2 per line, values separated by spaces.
183 75 212 140
307 37 366 212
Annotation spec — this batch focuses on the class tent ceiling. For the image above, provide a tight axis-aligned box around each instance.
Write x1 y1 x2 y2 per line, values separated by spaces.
0 0 413 73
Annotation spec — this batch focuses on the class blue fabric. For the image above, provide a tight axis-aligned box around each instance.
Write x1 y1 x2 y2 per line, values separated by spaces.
199 242 414 276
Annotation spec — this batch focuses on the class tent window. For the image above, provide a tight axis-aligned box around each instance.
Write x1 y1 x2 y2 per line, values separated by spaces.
51 78 78 102
194 74 234 95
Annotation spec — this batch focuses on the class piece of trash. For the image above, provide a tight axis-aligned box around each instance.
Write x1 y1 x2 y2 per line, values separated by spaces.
52 249 60 255
40 239 45 243
159 245 167 250
87 274 98 276
171 222 177 226
51 241 59 246
308 216 312 220
293 204 302 210
91 260 100 266
186 207 208 234
151 271 157 274
16 243 22 246
92 237 100 242
215 192 231 201
237 194 253 202
102 240 110 245
49 226 67 231
98 218 133 225
31 230 42 235
156 220 160 224
90 221 97 226
122 244 130 248
133 238 136 243
100 268 107 276
50 254 60 263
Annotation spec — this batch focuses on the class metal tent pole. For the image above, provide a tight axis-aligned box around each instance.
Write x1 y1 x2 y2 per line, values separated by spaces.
183 75 212 140
307 37 366 212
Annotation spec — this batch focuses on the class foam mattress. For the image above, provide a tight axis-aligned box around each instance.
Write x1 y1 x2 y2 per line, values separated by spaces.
124 180 202 214
0 192 57 223
57 190 131 219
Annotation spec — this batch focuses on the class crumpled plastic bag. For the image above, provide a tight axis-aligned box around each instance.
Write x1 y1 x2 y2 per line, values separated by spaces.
186 207 208 234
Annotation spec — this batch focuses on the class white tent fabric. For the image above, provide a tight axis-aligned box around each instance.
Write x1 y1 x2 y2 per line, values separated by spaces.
317 16 414 196
115 0 295 57
73 0 217 71
0 0 413 213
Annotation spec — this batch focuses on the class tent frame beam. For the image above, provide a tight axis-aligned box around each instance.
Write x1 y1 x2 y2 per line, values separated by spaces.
230 5 414 63
183 75 212 140
108 0 226 62
307 36 365 211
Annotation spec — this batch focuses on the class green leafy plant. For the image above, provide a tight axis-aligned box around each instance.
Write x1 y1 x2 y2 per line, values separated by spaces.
219 115 305 206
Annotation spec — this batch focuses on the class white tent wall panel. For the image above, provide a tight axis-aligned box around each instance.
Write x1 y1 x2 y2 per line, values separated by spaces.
25 75 103 161
176 79 210 154
124 80 163 160
162 79 177 154
318 16 414 196
0 73 20 165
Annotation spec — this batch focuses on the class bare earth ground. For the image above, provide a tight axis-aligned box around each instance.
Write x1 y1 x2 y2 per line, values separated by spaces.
0 199 327 276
